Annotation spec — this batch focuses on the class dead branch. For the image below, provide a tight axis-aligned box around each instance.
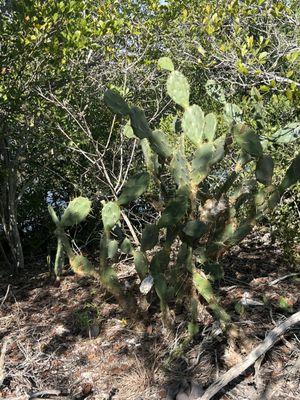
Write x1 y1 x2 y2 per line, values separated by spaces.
197 310 300 400
0 337 9 386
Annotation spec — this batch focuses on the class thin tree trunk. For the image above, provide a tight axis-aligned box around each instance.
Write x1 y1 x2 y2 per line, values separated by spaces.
0 135 24 271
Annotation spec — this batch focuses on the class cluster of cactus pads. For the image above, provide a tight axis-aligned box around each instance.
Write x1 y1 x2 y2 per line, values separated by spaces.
49 57 299 331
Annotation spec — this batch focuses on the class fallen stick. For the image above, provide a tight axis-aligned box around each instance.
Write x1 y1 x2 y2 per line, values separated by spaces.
268 272 300 286
197 310 300 400
0 337 8 386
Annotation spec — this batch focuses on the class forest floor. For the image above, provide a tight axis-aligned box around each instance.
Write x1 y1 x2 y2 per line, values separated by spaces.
0 232 300 400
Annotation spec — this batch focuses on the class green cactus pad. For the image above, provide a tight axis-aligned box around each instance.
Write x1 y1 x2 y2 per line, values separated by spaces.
158 186 189 227
167 70 190 108
279 153 300 191
230 222 253 245
157 56 174 71
133 250 149 280
182 105 205 147
100 266 120 292
107 239 118 259
118 171 150 205
154 273 168 304
129 107 152 139
170 150 190 187
123 120 135 138
141 224 159 251
150 250 170 277
191 143 214 184
193 272 214 303
224 103 243 124
149 130 172 159
104 89 130 116
256 155 274 185
211 135 226 165
70 255 94 277
234 124 263 157
203 113 217 142
140 139 160 175
61 197 92 227
202 262 224 281
120 237 133 254
272 122 300 143
183 220 208 239
268 189 281 209
102 202 120 231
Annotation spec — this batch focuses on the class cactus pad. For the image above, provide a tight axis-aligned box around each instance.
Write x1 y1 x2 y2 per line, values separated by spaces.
182 105 205 147
108 239 118 259
191 143 214 183
102 202 120 231
118 171 150 205
141 224 159 251
203 113 217 142
129 107 152 139
157 56 174 71
183 220 208 239
255 155 274 185
167 70 190 108
70 255 94 277
104 89 130 116
234 124 263 157
61 197 92 227
149 130 172 159
158 186 189 227
120 237 133 254
133 250 149 280
170 150 190 187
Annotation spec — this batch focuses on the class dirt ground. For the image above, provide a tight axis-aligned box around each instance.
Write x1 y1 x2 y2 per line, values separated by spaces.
0 232 300 400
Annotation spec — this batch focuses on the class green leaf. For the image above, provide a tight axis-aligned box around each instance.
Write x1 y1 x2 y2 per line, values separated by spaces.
141 224 159 251
157 56 174 71
183 220 208 238
118 171 150 205
61 197 91 227
167 70 190 108
255 155 274 185
234 124 263 157
182 105 205 146
102 202 120 231
104 89 130 116
129 107 152 139
272 123 300 143
203 113 217 142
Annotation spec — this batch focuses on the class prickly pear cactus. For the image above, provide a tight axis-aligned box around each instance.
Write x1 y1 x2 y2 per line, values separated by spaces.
103 57 300 330
48 197 92 279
